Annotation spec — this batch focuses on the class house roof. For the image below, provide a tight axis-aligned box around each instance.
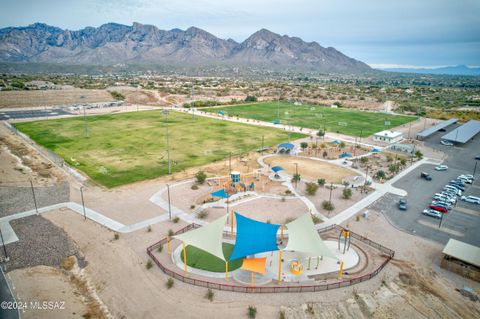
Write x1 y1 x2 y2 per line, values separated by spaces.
442 238 480 267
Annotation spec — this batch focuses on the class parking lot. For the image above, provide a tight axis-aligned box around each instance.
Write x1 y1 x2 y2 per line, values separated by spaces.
371 126 480 246
0 108 72 121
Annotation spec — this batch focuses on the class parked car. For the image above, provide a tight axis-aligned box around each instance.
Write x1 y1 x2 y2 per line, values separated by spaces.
398 199 408 210
448 182 465 191
458 176 473 184
460 196 480 204
431 201 452 210
422 209 442 219
434 195 455 204
429 205 448 213
435 165 448 171
441 140 454 146
475 156 480 160
444 186 462 196
421 172 432 181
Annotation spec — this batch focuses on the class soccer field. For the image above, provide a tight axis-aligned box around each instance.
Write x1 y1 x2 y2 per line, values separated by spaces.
205 102 417 137
15 110 304 187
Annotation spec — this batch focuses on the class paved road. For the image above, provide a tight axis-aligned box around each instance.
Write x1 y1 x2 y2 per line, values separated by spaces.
372 128 480 246
0 108 71 121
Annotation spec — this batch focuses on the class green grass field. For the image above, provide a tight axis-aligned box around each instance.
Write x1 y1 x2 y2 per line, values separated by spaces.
181 243 242 272
15 110 304 188
205 102 417 137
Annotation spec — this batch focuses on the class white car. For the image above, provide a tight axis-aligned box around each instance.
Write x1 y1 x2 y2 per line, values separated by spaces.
461 196 480 204
435 165 448 171
422 209 442 219
441 140 454 146
458 176 473 184
444 186 461 195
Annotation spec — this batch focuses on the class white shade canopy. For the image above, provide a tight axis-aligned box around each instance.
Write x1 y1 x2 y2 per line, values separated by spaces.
173 214 228 261
284 213 337 259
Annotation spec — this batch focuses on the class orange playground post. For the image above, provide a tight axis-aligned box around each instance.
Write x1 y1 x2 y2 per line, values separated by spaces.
277 250 283 284
281 224 284 240
338 257 344 280
225 261 229 282
183 241 187 275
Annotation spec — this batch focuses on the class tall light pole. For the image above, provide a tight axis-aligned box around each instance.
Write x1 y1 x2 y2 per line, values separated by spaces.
167 183 172 220
163 110 171 175
80 186 86 221
30 179 39 215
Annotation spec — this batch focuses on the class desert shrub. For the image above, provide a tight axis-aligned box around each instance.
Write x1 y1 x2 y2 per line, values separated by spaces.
195 171 207 184
322 151 328 158
292 174 301 182
157 245 163 253
248 306 257 318
376 170 386 179
198 211 208 219
166 278 174 289
311 214 321 224
190 204 195 209
245 96 258 102
146 260 153 270
305 182 319 195
360 157 368 164
279 310 286 319
147 225 152 232
322 200 335 211
317 178 326 186
114 232 119 240
342 188 352 199
173 216 180 223
110 91 125 100
191 184 199 190
205 289 214 301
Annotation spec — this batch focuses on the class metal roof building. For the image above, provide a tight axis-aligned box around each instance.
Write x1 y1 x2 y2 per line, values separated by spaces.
441 120 480 143
416 118 458 139
442 238 480 268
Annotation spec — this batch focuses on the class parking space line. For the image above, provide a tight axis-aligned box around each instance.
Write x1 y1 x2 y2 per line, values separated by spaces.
453 206 480 217
416 219 464 236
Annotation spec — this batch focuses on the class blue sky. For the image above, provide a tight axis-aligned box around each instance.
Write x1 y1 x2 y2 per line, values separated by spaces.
1 0 479 68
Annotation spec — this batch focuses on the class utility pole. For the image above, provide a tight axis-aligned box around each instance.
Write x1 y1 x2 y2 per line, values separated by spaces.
83 104 89 138
167 184 172 220
473 161 478 177
0 226 8 262
80 186 86 221
30 179 39 215
261 135 264 155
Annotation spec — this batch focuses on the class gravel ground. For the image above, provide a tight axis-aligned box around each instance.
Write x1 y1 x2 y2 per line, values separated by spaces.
3 214 86 272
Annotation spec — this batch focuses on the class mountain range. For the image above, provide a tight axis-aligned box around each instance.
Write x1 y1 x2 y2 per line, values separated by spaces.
0 22 370 73
380 65 480 76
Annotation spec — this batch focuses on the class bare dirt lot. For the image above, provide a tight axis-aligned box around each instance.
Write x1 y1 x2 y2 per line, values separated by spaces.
264 156 355 184
0 89 113 108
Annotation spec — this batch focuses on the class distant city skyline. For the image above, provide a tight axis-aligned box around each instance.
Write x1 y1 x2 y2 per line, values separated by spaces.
1 0 479 68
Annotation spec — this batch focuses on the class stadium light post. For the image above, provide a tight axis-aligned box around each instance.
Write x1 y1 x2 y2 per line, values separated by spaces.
80 186 86 221
163 110 171 175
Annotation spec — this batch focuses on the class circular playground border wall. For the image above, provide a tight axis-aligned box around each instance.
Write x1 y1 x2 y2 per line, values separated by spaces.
146 224 395 293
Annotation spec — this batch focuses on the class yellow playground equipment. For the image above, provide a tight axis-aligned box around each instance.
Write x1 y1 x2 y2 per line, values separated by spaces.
290 260 304 275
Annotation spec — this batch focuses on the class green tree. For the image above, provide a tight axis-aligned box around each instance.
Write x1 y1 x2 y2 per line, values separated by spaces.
195 171 207 184
11 81 25 89
360 157 369 164
317 178 326 186
322 200 335 211
245 96 258 102
110 91 125 100
300 142 308 150
305 182 319 195
376 170 386 179
292 174 301 183
316 130 325 138
400 158 407 166
322 151 328 158
339 141 346 149
415 150 423 159
342 188 352 199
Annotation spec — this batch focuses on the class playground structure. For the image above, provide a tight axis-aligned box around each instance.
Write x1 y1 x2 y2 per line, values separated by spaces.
210 171 256 197
147 223 395 293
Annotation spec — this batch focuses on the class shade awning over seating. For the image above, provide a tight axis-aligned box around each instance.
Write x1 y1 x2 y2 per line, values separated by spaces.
229 212 280 261
371 148 381 153
339 152 352 158
173 214 228 261
330 140 340 145
284 213 337 259
241 257 267 274
271 166 284 173
211 189 228 199
278 143 294 149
